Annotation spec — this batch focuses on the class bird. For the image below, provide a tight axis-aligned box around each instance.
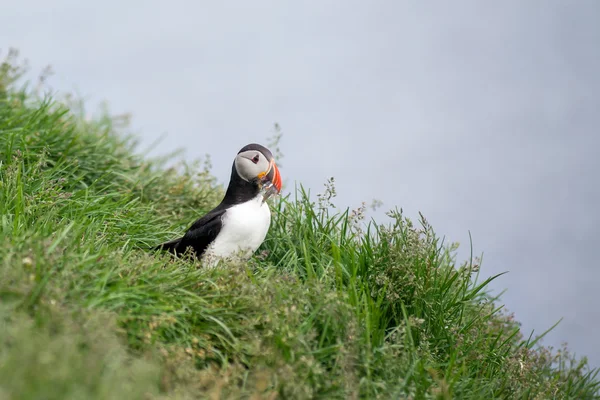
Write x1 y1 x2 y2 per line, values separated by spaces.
155 143 282 266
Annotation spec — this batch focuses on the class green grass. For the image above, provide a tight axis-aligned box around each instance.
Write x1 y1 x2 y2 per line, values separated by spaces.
1 51 599 399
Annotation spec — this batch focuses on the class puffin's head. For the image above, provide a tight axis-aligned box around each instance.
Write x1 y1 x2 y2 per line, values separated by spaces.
234 143 282 194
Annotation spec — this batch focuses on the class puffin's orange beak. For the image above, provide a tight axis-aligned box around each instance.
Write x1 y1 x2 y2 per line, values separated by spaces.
258 159 282 193
269 160 282 193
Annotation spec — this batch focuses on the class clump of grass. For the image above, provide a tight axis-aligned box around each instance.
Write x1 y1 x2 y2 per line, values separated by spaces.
0 305 162 400
1 50 599 399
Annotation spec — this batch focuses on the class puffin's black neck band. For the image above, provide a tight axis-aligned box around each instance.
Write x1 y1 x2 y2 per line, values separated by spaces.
221 162 260 206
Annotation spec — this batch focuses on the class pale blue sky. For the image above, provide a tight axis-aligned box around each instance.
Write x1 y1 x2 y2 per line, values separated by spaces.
3 0 599 367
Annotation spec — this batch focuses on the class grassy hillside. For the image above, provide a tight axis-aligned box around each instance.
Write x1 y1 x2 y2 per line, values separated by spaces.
1 53 599 399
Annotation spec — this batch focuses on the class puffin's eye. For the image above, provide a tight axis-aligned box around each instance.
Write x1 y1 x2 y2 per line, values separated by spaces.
252 155 260 164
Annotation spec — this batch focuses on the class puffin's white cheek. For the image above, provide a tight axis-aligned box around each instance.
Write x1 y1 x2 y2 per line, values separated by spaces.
235 159 251 181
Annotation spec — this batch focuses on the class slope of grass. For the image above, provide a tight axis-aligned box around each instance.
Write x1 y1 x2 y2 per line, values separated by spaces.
1 53 599 399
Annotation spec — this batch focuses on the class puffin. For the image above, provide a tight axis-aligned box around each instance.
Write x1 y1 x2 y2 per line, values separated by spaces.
155 143 282 266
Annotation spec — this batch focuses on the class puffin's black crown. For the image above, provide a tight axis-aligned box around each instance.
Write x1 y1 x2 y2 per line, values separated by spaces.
237 143 273 160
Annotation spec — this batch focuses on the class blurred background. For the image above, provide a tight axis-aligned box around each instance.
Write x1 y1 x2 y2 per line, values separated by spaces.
3 1 599 368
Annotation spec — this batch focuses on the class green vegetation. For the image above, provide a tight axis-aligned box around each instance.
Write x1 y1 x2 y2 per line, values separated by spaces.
1 51 598 399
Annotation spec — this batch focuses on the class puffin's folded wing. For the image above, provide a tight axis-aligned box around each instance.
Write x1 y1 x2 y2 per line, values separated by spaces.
175 208 227 258
154 237 182 253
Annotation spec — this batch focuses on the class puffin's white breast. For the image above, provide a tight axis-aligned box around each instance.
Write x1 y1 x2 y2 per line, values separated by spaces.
203 194 271 265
